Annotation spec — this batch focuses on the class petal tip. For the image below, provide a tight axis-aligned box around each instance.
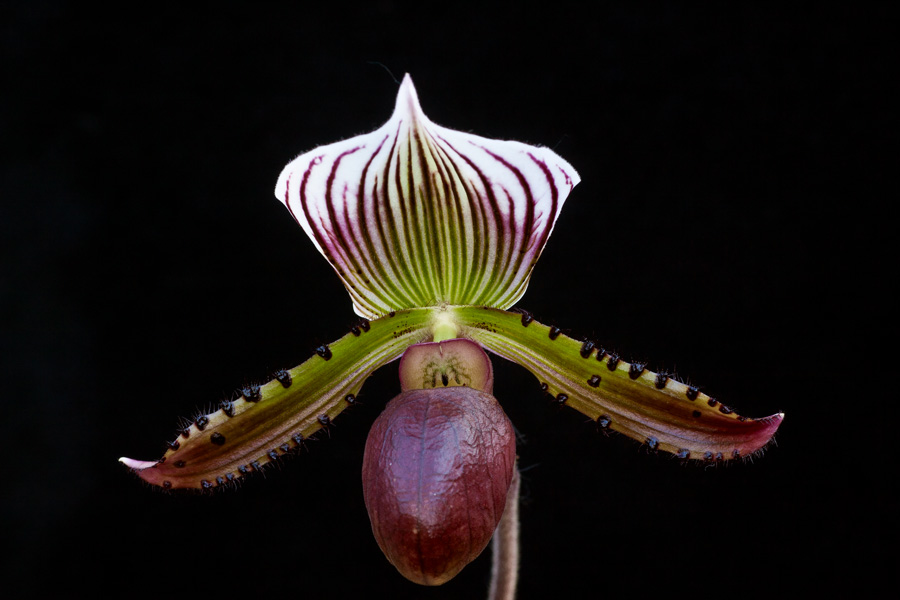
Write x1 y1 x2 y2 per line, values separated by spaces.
119 456 157 471
747 411 785 455
763 411 786 427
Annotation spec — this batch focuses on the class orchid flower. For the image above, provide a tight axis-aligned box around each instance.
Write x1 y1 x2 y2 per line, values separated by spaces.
120 75 783 596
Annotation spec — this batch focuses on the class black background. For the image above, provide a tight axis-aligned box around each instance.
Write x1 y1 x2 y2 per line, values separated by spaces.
2 3 893 598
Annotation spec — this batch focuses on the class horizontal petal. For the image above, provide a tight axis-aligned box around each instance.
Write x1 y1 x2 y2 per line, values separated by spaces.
275 75 579 318
452 306 784 460
119 309 435 489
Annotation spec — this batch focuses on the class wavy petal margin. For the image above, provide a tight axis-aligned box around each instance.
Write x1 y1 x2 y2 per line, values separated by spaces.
451 306 783 460
275 75 579 318
119 310 434 489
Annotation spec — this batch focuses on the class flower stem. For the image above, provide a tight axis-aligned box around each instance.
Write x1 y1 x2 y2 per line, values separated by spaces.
488 467 520 600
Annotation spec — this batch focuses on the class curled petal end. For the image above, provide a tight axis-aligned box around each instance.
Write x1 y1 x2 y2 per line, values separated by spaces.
119 456 171 487
749 412 785 451
118 456 157 471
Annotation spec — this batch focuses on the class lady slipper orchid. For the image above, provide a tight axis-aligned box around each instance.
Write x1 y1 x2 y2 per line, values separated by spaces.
121 75 784 595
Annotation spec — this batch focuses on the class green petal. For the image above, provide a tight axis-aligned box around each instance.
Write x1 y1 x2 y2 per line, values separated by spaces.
451 306 784 461
274 75 579 318
119 309 435 489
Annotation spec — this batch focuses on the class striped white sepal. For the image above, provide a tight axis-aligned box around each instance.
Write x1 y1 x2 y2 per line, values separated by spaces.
275 74 579 318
